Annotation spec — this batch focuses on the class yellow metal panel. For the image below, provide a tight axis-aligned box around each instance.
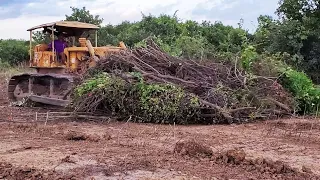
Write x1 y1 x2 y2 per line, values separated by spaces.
65 47 89 52
70 52 78 71
77 52 87 61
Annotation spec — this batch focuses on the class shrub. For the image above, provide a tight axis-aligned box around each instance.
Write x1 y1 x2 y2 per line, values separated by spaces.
175 35 208 59
132 73 201 123
241 45 258 72
251 52 320 114
280 68 320 114
73 72 201 124
251 52 290 77
0 39 29 65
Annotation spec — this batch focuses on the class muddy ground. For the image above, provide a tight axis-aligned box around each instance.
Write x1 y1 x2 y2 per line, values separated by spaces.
1 76 320 180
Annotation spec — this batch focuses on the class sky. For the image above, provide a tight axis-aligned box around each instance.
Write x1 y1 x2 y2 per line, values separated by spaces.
0 0 280 40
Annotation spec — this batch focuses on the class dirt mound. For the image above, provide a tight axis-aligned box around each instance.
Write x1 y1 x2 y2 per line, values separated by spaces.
72 39 294 124
217 148 246 164
64 130 101 142
173 139 319 179
214 150 318 179
174 139 213 157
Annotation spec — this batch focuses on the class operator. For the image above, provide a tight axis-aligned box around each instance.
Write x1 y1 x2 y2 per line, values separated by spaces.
48 34 68 64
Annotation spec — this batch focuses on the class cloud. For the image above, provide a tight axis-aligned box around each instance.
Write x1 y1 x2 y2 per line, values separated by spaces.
0 15 65 40
0 0 279 39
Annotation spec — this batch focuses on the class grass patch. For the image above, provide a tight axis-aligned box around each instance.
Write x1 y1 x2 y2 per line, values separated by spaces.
0 61 35 84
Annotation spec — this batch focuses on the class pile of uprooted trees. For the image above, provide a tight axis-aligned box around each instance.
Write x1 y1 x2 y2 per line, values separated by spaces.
71 39 294 125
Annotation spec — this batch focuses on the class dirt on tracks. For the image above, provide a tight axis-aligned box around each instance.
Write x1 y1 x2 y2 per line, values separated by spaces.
1 76 320 179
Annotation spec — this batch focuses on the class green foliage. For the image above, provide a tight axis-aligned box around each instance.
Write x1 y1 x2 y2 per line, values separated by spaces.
241 45 258 72
254 0 320 83
280 68 320 113
175 35 208 59
74 72 128 113
201 21 248 53
276 0 312 21
94 13 249 58
254 15 276 53
75 72 113 97
97 25 122 46
117 23 150 47
0 39 29 65
73 72 201 124
139 14 182 45
66 6 104 26
131 73 200 123
250 51 320 114
32 31 51 44
251 52 290 77
180 20 202 37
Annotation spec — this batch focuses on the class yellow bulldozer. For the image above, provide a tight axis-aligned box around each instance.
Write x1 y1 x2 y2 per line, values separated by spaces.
8 21 126 107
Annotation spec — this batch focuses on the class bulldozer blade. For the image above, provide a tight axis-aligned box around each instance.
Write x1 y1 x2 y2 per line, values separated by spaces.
29 95 70 107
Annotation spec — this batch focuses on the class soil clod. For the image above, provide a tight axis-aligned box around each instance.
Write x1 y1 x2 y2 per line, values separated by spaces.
174 139 213 158
65 131 88 141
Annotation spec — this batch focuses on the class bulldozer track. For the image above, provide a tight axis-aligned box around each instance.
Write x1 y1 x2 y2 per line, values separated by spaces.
8 73 75 107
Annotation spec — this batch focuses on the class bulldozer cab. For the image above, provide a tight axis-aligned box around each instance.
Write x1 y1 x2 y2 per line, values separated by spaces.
28 21 126 75
28 21 100 73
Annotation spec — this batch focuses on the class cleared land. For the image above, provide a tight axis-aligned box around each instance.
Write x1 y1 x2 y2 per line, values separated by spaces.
0 76 320 180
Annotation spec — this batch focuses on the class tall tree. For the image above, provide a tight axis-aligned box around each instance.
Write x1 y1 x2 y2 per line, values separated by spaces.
65 6 104 26
276 0 320 82
32 7 104 44
64 7 104 45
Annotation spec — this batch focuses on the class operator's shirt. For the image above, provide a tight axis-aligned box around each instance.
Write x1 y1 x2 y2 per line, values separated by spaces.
48 40 67 54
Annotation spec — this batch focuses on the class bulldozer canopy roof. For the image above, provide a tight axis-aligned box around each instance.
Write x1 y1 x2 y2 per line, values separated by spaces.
27 21 99 37
27 21 99 31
